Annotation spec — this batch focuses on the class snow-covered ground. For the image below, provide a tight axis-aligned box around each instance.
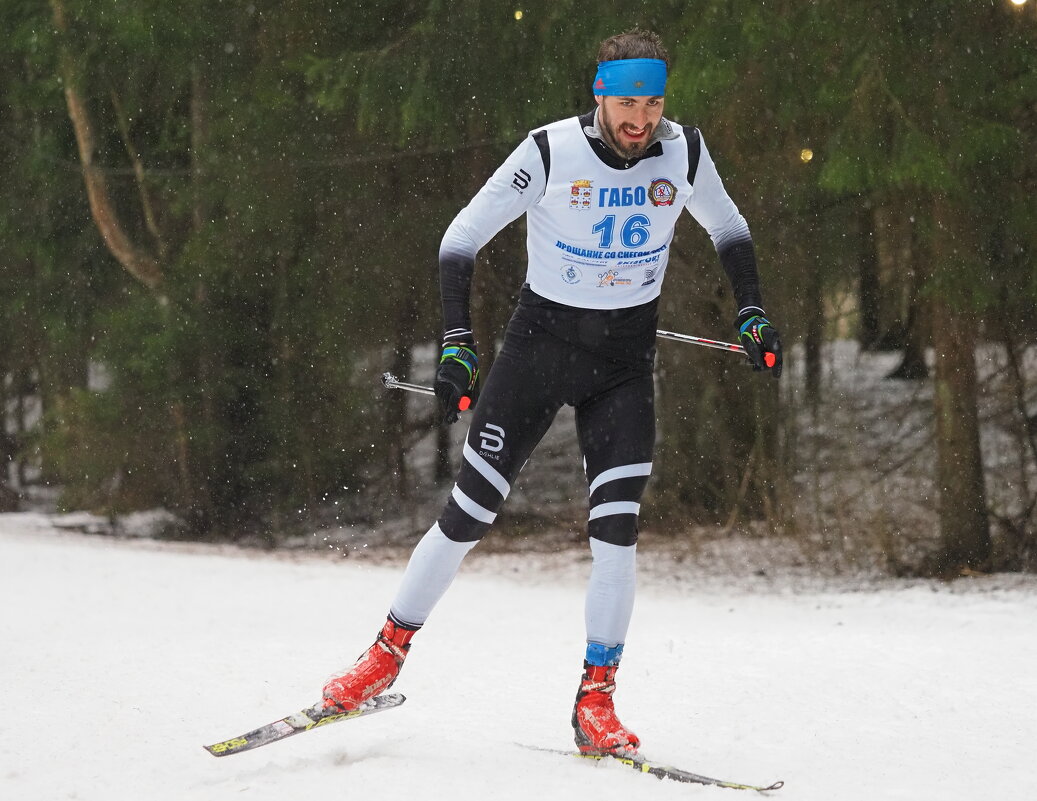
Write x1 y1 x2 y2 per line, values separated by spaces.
2 512 1036 801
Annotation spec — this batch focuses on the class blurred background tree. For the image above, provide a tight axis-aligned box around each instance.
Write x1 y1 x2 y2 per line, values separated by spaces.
1 1 1034 573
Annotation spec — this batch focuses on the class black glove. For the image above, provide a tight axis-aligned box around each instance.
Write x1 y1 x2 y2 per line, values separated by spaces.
735 310 783 378
434 342 479 424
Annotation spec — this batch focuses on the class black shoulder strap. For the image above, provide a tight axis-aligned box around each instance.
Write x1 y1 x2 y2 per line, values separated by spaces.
532 129 551 184
683 126 701 186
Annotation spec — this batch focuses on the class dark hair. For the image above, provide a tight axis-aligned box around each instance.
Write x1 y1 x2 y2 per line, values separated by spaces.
596 29 670 69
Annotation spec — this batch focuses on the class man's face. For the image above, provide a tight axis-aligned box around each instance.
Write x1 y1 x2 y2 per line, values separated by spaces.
596 95 665 160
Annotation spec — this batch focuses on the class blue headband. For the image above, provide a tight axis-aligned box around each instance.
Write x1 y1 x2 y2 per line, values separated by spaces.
592 58 667 97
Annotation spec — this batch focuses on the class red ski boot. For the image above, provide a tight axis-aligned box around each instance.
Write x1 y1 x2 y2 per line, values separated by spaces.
572 662 640 754
322 617 417 712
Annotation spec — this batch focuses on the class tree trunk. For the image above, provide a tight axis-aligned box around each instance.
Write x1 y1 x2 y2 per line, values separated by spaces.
385 160 418 498
387 327 415 498
803 200 824 409
857 200 881 351
931 304 990 570
887 208 928 380
185 61 215 531
928 196 990 573
870 200 915 353
50 0 164 294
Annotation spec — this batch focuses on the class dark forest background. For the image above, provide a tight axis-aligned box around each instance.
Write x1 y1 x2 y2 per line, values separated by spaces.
2 1 1036 576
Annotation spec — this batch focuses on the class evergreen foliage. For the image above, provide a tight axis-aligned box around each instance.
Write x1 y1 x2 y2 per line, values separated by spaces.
1 2 1035 571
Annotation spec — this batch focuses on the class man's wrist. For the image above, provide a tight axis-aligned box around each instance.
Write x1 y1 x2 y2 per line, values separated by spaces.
442 327 474 346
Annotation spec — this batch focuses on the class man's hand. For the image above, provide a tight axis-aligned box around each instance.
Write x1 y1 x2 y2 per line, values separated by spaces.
434 342 480 424
735 310 783 378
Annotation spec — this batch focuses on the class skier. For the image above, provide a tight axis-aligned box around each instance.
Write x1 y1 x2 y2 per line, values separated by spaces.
322 29 782 755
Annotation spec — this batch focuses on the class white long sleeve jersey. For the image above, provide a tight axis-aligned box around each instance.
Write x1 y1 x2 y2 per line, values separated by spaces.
440 114 754 312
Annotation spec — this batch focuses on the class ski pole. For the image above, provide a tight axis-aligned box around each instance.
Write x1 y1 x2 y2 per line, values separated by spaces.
381 372 435 396
381 372 472 410
381 329 774 400
655 329 776 368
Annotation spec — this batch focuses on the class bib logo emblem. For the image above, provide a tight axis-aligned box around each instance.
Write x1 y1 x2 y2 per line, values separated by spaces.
561 264 582 285
570 179 593 209
649 178 677 207
597 270 632 287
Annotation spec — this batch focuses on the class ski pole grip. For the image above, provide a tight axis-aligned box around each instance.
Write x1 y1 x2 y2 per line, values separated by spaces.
764 352 776 368
458 396 471 411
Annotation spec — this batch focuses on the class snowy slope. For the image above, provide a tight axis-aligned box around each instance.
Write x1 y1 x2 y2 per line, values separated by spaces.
2 513 1036 801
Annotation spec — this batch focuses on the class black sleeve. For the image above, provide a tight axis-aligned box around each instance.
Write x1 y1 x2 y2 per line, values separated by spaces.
718 239 764 313
440 251 476 344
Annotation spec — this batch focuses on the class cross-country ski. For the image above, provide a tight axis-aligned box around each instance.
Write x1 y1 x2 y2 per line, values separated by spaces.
522 744 784 792
203 693 405 757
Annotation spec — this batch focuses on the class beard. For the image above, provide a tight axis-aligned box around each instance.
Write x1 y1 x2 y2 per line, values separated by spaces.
599 106 654 160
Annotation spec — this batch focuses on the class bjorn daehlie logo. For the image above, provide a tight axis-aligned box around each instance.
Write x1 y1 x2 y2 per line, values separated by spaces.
479 423 505 454
511 169 531 193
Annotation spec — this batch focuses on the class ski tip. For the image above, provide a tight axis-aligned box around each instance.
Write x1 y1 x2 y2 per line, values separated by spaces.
203 739 249 758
